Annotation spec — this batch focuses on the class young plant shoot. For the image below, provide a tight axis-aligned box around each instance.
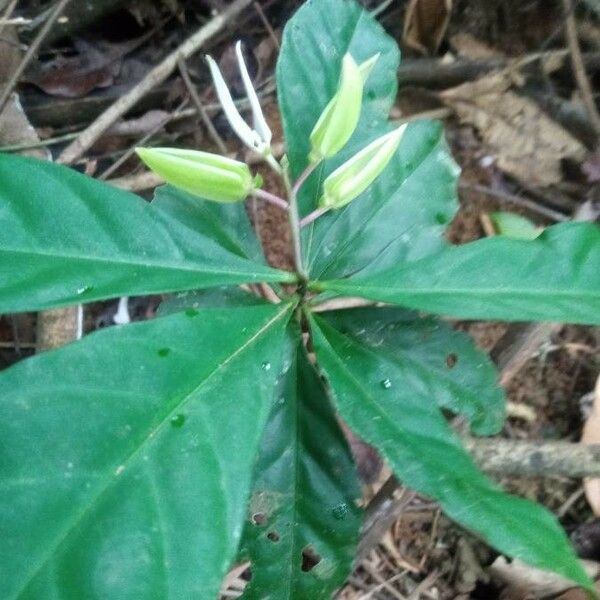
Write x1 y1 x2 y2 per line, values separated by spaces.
0 1 599 599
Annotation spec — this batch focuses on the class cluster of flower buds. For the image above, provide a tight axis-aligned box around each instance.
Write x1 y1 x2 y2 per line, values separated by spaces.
309 52 408 210
136 42 408 215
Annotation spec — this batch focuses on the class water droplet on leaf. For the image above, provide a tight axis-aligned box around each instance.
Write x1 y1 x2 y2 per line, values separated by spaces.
331 502 349 520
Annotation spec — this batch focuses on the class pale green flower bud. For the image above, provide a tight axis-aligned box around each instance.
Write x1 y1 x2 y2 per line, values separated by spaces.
309 53 379 164
136 147 260 203
320 124 408 210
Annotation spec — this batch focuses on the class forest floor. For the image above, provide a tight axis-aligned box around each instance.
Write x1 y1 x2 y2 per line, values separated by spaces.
0 0 599 598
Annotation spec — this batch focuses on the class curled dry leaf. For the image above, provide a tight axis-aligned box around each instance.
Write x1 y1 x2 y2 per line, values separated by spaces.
441 73 586 186
582 375 600 516
403 0 452 55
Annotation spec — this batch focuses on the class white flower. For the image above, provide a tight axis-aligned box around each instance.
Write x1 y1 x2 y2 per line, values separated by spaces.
206 41 273 156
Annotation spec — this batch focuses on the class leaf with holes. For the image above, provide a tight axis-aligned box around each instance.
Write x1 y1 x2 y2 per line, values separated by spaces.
321 307 505 435
277 0 459 280
318 222 600 324
308 311 593 591
0 154 293 314
237 331 361 599
0 304 292 600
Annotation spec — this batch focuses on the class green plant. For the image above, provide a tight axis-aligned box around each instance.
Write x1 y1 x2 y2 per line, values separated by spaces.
0 0 599 598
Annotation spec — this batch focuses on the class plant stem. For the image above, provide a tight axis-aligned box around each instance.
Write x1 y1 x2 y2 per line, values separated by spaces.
292 161 318 197
282 169 307 281
300 206 329 228
253 189 288 210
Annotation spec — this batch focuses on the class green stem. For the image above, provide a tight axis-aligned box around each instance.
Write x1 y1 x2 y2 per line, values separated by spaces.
283 169 307 282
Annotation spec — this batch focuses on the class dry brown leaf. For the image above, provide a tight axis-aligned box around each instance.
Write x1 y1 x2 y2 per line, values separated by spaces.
582 375 600 516
450 33 501 59
555 583 600 599
441 73 586 186
403 0 452 55
489 556 600 598
0 94 50 160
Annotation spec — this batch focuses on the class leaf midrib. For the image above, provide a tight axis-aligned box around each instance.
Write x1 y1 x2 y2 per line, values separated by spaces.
0 246 291 280
12 304 292 600
323 283 600 301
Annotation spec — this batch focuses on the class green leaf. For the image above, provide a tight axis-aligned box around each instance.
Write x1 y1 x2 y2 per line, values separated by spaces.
152 184 266 263
318 222 600 325
321 307 504 435
0 304 292 599
0 154 293 314
490 211 542 240
237 329 361 599
308 312 593 591
277 0 459 279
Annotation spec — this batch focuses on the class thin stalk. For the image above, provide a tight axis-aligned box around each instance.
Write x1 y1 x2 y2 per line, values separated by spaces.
253 188 289 211
282 169 307 281
300 206 329 228
292 161 318 197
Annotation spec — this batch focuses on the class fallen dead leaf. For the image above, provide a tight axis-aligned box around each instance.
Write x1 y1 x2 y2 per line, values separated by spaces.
0 94 50 160
450 33 502 59
0 26 48 160
441 73 586 186
403 0 452 55
489 556 599 598
554 583 600 599
582 375 600 516
23 39 122 99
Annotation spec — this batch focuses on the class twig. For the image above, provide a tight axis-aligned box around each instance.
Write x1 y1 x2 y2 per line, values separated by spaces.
465 439 600 478
177 56 228 155
459 182 569 222
0 0 18 39
57 0 255 165
99 100 188 180
253 1 279 49
371 0 395 18
0 0 72 114
562 0 600 138
491 322 557 387
397 49 600 89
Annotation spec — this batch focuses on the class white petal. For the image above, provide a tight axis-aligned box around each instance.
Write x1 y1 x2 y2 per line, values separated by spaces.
205 54 264 152
235 41 272 145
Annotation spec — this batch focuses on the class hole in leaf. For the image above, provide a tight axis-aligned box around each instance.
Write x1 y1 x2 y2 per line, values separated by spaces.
158 348 170 357
301 545 321 572
170 414 186 428
252 512 266 525
446 353 458 368
185 308 199 318
435 212 449 225
267 530 280 542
